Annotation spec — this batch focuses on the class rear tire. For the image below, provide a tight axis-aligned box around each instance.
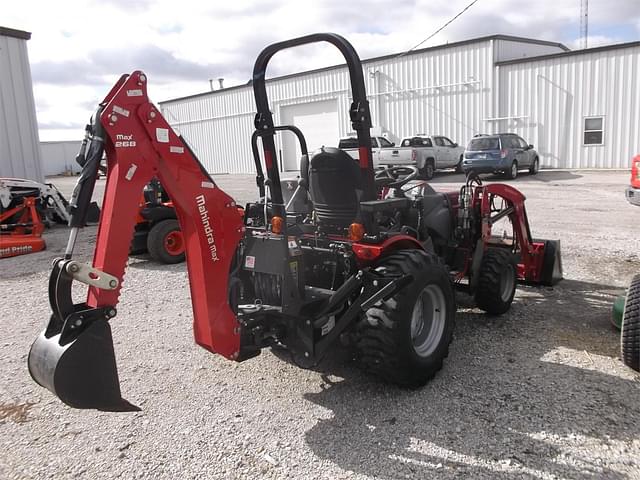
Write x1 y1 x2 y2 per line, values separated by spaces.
147 219 185 264
420 159 435 180
455 156 464 173
355 250 455 388
474 249 517 315
505 161 518 180
621 274 640 372
529 157 539 175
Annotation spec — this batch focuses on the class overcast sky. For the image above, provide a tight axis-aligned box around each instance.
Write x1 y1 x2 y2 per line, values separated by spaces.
4 0 640 141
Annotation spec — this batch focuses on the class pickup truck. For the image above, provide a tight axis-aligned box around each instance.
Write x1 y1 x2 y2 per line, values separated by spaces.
338 135 464 179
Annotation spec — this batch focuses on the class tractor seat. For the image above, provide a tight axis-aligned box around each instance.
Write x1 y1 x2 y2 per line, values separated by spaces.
308 147 362 227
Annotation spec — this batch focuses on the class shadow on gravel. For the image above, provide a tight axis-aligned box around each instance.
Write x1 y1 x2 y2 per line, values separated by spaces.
302 279 637 479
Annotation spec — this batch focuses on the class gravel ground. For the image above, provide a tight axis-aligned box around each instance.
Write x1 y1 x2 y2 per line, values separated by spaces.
1 170 639 479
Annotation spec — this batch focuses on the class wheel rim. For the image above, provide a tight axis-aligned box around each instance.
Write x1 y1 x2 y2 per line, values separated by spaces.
500 265 516 302
511 163 517 178
164 230 184 255
410 284 447 358
427 164 434 177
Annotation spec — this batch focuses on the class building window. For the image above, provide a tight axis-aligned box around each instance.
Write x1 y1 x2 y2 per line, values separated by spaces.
584 117 604 145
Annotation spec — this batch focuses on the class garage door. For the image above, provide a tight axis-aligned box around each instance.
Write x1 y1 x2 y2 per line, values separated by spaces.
280 99 339 171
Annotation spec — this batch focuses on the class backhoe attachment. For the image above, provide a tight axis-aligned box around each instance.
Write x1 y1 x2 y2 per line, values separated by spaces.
28 71 244 410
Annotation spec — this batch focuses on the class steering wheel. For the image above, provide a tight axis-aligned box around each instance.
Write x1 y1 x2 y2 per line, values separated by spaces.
374 165 419 189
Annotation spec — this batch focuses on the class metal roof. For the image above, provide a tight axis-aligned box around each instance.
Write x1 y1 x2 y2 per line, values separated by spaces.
0 27 31 40
496 39 640 66
160 34 570 104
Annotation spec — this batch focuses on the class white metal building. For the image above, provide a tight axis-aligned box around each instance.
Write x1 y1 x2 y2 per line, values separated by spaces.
0 27 43 181
160 34 639 173
40 141 82 176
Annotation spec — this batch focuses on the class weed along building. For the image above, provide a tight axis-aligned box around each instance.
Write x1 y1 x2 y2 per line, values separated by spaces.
160 35 640 174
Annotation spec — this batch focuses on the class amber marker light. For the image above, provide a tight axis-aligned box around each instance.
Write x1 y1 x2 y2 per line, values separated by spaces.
348 223 365 241
271 216 284 234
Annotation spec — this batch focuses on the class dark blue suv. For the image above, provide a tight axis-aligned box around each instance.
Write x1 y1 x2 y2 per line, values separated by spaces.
462 133 540 179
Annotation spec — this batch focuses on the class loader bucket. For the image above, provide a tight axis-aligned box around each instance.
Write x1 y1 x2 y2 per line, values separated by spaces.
28 317 138 411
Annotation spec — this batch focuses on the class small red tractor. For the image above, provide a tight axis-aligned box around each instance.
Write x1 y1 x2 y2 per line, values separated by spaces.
27 33 561 411
130 179 185 264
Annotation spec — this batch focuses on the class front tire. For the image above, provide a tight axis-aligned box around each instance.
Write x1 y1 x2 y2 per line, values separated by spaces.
621 274 640 372
355 250 455 388
474 248 517 315
147 219 185 264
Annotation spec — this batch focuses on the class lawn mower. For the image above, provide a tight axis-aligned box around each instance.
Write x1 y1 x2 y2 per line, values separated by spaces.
27 33 561 411
130 179 185 264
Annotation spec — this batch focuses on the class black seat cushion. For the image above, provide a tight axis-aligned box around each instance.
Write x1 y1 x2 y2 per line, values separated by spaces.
308 147 361 227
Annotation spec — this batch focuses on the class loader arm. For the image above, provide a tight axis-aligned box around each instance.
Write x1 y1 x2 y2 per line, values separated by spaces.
28 72 244 410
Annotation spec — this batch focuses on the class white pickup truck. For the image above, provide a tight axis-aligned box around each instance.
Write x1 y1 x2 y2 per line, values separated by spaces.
338 135 465 179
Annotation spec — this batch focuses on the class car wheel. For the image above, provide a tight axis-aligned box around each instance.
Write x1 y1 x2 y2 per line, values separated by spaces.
505 161 518 180
420 160 435 180
455 156 464 173
529 157 539 175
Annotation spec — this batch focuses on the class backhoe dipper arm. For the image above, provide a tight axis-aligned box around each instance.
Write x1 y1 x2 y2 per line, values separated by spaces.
28 71 244 410
91 71 244 358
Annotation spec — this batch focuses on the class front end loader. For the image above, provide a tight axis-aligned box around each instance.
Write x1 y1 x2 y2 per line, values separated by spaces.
28 33 561 411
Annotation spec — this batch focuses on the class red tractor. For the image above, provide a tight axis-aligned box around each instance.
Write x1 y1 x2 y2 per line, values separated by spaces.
27 33 561 411
130 179 185 264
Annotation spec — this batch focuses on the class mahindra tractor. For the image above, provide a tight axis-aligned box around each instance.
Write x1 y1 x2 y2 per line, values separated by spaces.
27 33 562 411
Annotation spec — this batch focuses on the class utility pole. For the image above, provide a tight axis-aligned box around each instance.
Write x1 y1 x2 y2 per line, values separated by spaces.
580 0 589 49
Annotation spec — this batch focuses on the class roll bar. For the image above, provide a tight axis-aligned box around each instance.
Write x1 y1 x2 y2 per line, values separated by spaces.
251 125 308 199
252 33 375 220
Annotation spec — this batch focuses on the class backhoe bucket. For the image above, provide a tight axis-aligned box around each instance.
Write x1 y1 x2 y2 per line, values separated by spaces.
28 317 137 411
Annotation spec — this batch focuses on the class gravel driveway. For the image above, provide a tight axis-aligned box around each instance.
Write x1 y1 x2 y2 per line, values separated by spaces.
1 170 639 479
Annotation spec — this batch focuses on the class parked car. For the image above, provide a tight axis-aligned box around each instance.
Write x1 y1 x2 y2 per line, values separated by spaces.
625 154 640 206
338 134 464 179
462 133 540 180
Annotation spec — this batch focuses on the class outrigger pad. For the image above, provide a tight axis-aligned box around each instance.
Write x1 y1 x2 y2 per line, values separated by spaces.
28 318 138 411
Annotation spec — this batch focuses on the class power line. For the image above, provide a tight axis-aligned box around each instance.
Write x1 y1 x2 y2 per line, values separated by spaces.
397 0 481 58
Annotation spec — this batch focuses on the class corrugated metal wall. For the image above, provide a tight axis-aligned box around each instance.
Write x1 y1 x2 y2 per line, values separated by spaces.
497 44 640 168
41 141 82 176
0 29 43 181
161 67 353 174
162 36 613 174
366 41 495 147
